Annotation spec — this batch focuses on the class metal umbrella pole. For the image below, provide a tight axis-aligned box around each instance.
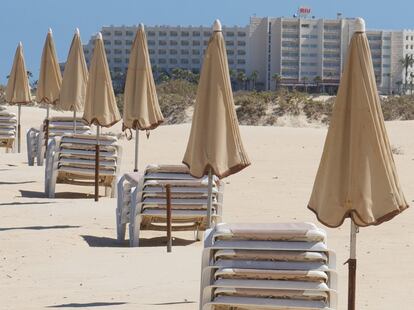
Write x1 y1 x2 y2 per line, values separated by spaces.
94 125 100 201
134 125 139 172
73 110 77 134
347 221 358 310
206 168 213 228
17 104 21 153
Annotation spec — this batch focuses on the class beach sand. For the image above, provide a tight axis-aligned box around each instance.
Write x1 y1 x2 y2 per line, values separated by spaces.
0 105 413 309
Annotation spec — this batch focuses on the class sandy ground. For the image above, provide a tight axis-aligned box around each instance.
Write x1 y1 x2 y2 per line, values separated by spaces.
0 105 413 310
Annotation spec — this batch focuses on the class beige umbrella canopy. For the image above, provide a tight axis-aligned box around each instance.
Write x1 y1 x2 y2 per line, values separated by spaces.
183 20 250 226
123 23 163 131
308 18 408 310
183 20 250 180
59 28 88 113
5 42 31 104
123 23 164 171
5 42 32 153
83 32 120 127
36 29 62 109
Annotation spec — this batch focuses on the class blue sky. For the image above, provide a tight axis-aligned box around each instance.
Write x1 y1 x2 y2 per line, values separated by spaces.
0 0 412 84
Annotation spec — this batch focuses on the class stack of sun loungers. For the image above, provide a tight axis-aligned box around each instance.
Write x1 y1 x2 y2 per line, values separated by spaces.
200 222 337 310
0 108 17 153
27 116 91 166
45 134 122 198
116 164 224 247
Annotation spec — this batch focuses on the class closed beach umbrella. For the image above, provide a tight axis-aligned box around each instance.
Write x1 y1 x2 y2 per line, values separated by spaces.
183 20 250 226
308 18 408 310
36 28 62 117
123 23 164 172
83 32 121 201
59 28 88 132
5 42 32 153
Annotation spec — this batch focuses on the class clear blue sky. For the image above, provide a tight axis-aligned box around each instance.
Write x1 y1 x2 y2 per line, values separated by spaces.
1 0 413 84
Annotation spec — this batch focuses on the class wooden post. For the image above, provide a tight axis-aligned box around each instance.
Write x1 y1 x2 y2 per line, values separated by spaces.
17 104 21 153
94 126 100 202
166 184 172 252
44 118 50 150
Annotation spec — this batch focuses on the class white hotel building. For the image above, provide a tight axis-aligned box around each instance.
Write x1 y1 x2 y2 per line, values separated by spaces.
83 15 414 94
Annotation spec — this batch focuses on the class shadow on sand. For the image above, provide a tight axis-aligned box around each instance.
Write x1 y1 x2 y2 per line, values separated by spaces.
0 201 53 206
46 302 127 308
81 235 198 248
19 190 92 199
0 181 36 185
148 301 196 306
0 225 80 232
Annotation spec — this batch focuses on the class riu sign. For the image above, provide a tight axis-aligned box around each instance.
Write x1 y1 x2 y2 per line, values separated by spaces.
299 7 311 14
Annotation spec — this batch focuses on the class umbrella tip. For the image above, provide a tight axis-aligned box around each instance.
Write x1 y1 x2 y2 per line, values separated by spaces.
354 17 365 33
75 28 80 35
213 19 222 32
97 32 103 40
138 23 144 30
18 41 22 48
48 28 53 34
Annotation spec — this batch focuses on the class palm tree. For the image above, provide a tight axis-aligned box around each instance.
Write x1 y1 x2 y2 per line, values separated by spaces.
313 76 322 93
410 73 414 95
302 76 309 93
250 70 259 90
271 73 281 91
395 80 403 95
400 54 414 93
236 71 247 90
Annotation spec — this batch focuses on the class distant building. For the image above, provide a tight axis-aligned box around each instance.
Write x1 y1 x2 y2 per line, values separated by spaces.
83 15 414 94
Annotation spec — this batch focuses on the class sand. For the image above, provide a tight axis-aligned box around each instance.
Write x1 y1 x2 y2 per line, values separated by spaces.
0 105 413 310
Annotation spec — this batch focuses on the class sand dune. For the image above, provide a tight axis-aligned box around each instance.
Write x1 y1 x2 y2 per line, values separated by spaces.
0 105 413 309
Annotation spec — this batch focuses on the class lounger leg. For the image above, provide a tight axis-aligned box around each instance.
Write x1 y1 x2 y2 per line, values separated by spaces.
105 186 110 197
116 207 126 242
195 226 203 241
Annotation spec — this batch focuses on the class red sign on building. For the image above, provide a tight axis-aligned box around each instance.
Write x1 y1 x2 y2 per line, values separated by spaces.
299 7 311 15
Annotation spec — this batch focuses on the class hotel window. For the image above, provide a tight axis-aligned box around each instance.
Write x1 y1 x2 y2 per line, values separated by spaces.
113 67 121 72
159 40 167 46
226 41 234 46
149 49 155 54
301 24 310 28
412 36 414 40
203 40 209 46
203 31 211 37
170 31 178 36
159 49 167 55
148 31 156 37
181 49 189 55
193 31 201 36
125 49 130 55
192 41 200 46
237 50 246 55
237 59 246 64
159 58 166 64
228 59 234 64
126 31 134 36
170 40 178 45
104 40 111 45
406 36 409 40
181 40 189 46
181 31 189 37
181 58 189 64
237 32 246 37
114 58 122 63
226 32 234 37
192 59 200 64
159 31 167 36
125 58 129 63
105 49 111 54
192 49 200 55
114 49 122 54
103 31 111 36
406 45 409 49
169 59 177 64
170 49 178 55
148 40 155 46
114 31 123 36
114 40 122 45
227 50 234 55
125 40 132 46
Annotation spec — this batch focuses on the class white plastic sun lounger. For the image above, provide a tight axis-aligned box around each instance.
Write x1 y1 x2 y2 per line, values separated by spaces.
116 164 224 247
0 111 17 153
27 117 91 166
45 134 121 198
200 223 337 310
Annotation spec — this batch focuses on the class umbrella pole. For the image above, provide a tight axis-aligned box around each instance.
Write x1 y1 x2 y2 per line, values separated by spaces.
206 168 213 228
44 106 50 152
17 104 21 153
134 126 139 172
73 111 77 134
94 125 100 202
348 221 358 310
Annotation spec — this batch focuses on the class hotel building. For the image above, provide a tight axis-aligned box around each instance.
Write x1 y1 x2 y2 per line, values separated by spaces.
83 15 414 94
